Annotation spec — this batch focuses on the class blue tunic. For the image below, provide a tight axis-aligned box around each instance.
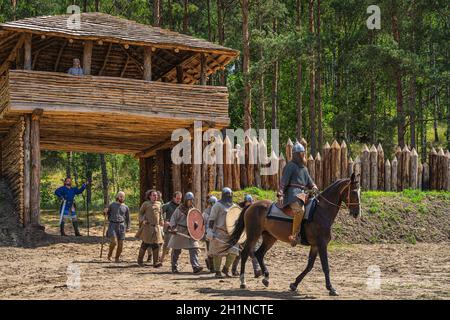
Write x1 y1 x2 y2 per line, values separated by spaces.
280 161 314 207
55 184 86 214
68 67 84 76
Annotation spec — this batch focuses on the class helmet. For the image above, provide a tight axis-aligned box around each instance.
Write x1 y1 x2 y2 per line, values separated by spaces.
184 192 194 201
244 194 253 203
293 142 305 153
222 187 233 197
208 196 218 205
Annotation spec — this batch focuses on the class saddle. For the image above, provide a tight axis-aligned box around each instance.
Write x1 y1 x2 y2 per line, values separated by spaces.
267 196 317 223
275 193 309 217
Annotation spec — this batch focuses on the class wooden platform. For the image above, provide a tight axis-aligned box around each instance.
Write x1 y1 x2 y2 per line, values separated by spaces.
0 70 229 154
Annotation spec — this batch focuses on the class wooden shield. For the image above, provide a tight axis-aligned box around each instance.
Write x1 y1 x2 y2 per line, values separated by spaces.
225 204 247 244
187 208 205 241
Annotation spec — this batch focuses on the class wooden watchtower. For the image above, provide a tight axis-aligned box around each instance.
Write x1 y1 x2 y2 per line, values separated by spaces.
0 13 238 229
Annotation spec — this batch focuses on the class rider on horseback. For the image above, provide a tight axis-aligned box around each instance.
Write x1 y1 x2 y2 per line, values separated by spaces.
279 142 318 247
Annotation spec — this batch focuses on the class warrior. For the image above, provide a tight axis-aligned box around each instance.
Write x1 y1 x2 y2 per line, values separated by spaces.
136 190 164 267
67 58 84 76
231 194 262 277
54 177 88 236
167 192 203 274
279 142 318 246
206 187 240 278
104 191 131 262
159 191 182 265
202 195 218 272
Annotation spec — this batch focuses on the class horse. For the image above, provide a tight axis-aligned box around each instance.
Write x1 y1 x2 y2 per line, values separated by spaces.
227 173 361 296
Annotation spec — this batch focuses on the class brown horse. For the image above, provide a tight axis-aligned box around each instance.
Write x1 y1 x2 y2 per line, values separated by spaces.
227 173 361 296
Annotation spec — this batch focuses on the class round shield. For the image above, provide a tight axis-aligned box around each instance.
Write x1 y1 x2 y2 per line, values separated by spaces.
225 204 247 244
187 208 205 241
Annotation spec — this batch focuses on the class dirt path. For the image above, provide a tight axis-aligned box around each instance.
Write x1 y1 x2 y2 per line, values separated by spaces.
0 225 448 300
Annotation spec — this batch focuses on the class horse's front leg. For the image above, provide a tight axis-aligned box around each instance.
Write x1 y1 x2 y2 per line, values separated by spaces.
318 242 338 296
289 246 318 292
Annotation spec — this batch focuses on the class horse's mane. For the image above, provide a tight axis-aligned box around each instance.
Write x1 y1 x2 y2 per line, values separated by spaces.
320 178 350 196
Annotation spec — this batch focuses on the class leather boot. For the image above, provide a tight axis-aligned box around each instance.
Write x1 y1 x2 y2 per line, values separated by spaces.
152 246 162 268
115 240 123 262
60 221 67 236
137 243 147 266
72 220 82 236
146 247 152 262
289 205 305 247
160 247 169 265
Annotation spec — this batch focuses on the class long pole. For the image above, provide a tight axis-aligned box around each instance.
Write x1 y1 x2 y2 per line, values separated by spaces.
100 213 107 258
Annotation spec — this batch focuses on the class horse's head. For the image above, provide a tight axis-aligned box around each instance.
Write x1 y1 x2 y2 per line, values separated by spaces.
342 173 361 218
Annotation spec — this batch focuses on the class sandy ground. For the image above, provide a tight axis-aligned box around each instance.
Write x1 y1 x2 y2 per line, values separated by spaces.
0 224 449 300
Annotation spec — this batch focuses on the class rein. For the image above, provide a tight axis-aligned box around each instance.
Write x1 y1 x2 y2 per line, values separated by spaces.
317 180 359 210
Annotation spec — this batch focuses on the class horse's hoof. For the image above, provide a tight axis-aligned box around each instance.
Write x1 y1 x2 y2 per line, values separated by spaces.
329 288 339 296
240 284 247 289
254 270 262 278
262 278 269 287
289 283 298 292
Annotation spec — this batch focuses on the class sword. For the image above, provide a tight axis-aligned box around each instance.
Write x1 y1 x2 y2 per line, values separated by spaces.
172 230 242 252
58 199 66 226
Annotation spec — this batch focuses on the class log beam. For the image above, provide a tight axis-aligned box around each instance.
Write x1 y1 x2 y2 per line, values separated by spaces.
83 40 93 75
143 46 153 81
23 33 32 70
30 108 43 227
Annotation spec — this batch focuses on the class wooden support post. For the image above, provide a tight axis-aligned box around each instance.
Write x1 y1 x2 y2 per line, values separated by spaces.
395 146 402 191
410 148 419 189
369 145 378 190
176 65 184 84
391 157 398 192
401 145 411 190
347 157 354 179
253 137 261 188
286 138 293 162
360 145 370 190
83 40 93 75
23 115 31 226
30 109 43 227
315 152 323 190
163 149 172 202
139 158 147 204
422 162 429 190
24 33 32 70
384 159 391 191
330 140 341 183
340 140 348 178
307 155 315 184
418 162 423 190
353 156 361 183
377 143 384 190
156 151 165 197
143 46 153 81
322 142 331 188
200 53 207 85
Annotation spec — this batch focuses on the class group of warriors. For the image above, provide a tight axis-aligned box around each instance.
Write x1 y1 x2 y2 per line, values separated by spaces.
54 141 361 294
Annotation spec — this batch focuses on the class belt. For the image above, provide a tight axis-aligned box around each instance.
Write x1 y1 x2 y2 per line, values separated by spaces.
287 184 305 188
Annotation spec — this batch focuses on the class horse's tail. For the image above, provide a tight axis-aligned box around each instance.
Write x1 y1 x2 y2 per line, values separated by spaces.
227 205 249 248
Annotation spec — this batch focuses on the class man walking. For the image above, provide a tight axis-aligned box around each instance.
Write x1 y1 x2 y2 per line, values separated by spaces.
160 191 182 265
168 192 203 274
136 190 164 267
55 177 87 236
104 191 131 262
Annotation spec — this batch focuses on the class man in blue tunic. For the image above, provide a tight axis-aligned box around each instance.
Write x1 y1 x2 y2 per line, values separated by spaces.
279 142 318 246
55 177 88 236
67 58 84 76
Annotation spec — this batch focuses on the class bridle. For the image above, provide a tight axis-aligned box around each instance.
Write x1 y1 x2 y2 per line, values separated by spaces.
317 180 360 210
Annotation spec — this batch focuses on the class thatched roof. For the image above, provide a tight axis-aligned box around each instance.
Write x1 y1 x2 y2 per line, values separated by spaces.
0 13 238 56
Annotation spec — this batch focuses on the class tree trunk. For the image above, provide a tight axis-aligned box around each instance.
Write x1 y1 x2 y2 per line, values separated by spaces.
83 0 88 12
257 0 265 130
167 0 174 30
316 0 323 150
95 0 100 11
295 0 303 140
100 154 109 208
409 76 416 148
66 152 72 178
391 1 405 147
183 0 189 34
207 0 212 42
242 0 251 131
153 0 161 27
271 18 279 130
217 0 226 86
309 0 316 155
